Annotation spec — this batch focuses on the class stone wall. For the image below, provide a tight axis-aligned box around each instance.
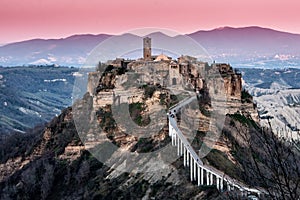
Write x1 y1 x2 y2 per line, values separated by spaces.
87 72 101 95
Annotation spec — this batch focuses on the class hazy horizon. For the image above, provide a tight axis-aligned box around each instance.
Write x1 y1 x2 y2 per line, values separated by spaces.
1 25 300 46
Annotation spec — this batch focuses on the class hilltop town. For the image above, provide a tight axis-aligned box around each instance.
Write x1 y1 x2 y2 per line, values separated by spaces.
87 37 258 121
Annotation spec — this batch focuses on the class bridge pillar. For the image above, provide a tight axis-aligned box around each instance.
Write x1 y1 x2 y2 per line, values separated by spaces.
186 149 190 166
200 167 204 185
207 171 210 185
220 178 224 191
177 136 180 156
217 177 220 190
183 147 186 166
180 141 183 156
168 122 171 137
190 157 193 181
171 128 173 145
197 166 200 186
193 159 197 180
172 129 175 146
174 131 177 146
210 173 213 185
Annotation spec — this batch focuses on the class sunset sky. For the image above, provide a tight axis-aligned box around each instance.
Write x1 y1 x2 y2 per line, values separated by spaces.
0 0 299 44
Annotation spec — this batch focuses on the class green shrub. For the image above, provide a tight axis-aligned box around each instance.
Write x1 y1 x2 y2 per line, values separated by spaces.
129 103 150 126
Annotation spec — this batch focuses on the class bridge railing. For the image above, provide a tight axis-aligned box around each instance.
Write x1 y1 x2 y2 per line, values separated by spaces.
168 97 267 197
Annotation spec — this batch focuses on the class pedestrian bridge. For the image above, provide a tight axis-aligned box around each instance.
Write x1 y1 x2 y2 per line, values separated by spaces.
168 96 265 197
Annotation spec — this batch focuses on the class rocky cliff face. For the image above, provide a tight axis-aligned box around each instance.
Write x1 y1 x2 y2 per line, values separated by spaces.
1 60 298 199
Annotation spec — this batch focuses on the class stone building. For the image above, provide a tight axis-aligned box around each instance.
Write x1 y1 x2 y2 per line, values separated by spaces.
88 37 243 108
169 60 182 87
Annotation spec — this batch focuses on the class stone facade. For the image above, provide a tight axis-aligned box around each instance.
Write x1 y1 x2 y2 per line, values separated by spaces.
169 61 182 86
89 60 242 104
87 37 251 117
87 72 101 95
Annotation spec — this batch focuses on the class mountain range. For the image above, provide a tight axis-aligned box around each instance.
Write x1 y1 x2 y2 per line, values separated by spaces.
1 26 300 68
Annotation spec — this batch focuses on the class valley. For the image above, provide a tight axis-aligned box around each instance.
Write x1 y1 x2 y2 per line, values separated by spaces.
240 68 300 140
0 66 78 134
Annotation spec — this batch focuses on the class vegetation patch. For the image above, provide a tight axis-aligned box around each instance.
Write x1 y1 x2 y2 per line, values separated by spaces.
228 113 260 130
129 102 150 126
241 89 253 103
206 149 242 181
199 106 211 117
96 106 116 133
141 84 157 99
169 94 179 108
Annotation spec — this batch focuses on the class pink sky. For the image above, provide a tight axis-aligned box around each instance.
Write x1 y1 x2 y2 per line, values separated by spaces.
0 0 299 44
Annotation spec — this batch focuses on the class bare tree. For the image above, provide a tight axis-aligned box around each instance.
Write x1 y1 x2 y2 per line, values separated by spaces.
76 160 90 184
227 115 300 199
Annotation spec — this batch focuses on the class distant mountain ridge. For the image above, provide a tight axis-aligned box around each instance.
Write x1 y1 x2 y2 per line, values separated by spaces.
1 26 300 67
168 26 300 68
0 34 111 67
188 26 300 55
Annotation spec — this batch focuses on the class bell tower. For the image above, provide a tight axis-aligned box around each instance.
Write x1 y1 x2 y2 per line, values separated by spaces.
143 37 151 61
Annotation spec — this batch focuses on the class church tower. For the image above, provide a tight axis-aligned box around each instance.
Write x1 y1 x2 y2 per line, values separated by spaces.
143 37 151 61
